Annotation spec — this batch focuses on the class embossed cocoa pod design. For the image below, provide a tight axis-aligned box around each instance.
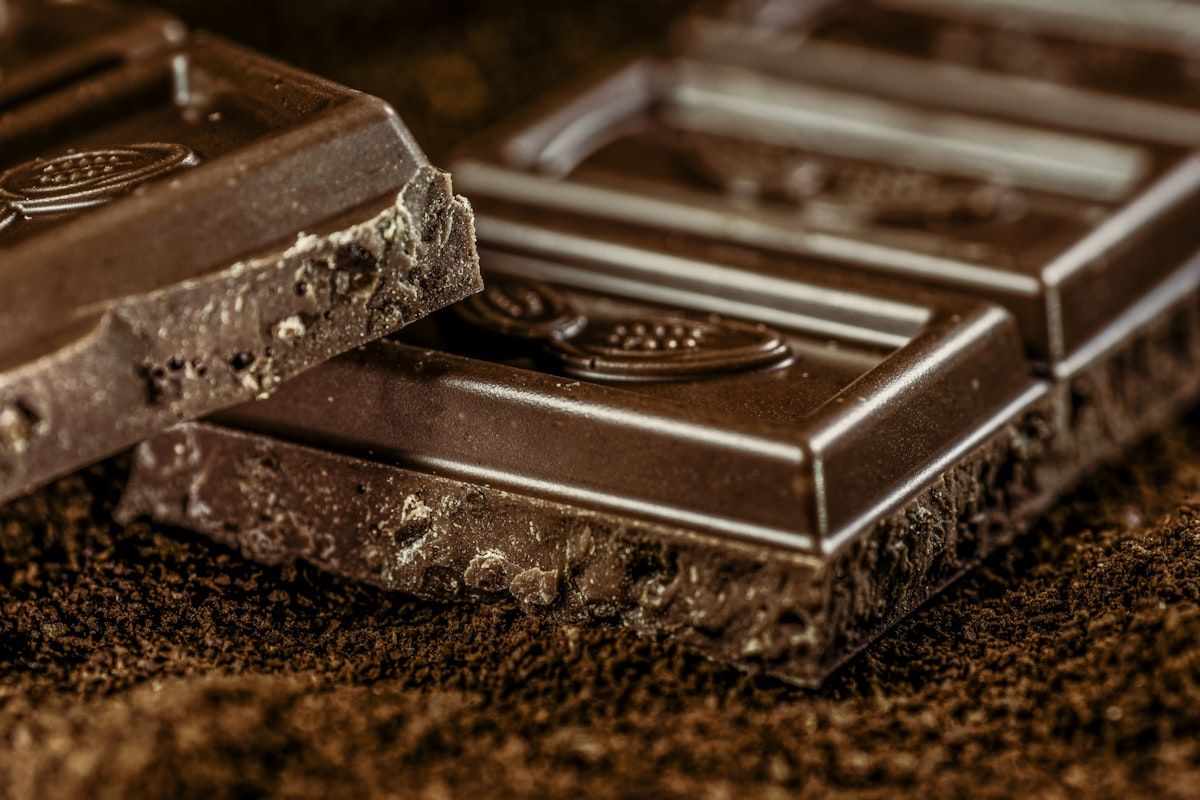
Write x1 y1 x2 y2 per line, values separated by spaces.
0 143 199 218
684 134 831 202
543 314 793 382
829 165 1026 227
0 205 15 234
683 133 1024 227
453 278 587 342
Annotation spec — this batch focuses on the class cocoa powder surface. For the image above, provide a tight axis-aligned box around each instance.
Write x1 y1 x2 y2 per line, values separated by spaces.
2 2 1199 797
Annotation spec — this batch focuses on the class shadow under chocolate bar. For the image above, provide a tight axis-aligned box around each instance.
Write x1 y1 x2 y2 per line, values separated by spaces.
0 34 481 504
0 0 184 110
450 57 1200 473
118 221 1050 686
681 0 1200 147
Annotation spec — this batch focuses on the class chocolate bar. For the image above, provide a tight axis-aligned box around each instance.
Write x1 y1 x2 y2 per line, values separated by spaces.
450 58 1200 470
118 219 1051 686
0 0 184 110
119 54 1200 684
682 0 1200 146
0 34 481 504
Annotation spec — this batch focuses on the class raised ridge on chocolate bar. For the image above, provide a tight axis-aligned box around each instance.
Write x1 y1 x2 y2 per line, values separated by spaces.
0 34 481 504
117 218 1049 685
681 0 1200 146
450 57 1200 375
0 0 184 110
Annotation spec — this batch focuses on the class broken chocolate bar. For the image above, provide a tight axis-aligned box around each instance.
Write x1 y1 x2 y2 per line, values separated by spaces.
0 34 481 504
119 221 1052 686
0 0 184 110
682 0 1200 146
451 57 1200 471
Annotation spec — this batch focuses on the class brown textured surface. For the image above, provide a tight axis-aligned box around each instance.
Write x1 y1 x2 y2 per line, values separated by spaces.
3 410 1200 798
3 1 1200 797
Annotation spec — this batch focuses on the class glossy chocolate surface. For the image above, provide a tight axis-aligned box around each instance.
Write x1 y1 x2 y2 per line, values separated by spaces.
452 58 1200 368
0 34 481 503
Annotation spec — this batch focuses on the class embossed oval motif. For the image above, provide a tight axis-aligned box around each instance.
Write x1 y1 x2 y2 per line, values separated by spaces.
685 135 1023 226
0 143 199 216
544 314 792 382
454 278 587 341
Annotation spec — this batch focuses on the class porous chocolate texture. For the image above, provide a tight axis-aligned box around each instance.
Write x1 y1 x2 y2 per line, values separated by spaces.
0 34 481 503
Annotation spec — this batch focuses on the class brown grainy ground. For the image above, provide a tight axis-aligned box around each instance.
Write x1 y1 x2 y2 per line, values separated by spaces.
2 2 1200 798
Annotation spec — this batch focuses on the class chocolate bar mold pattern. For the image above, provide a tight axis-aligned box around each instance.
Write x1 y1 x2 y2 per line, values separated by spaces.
453 58 1200 368
0 35 482 503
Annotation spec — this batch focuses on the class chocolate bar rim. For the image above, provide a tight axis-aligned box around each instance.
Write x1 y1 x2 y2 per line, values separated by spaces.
0 33 429 350
449 55 1200 369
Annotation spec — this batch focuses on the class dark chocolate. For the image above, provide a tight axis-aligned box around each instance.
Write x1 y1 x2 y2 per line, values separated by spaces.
0 35 481 504
682 0 1200 146
118 187 1200 687
450 57 1200 371
118 218 1051 685
0 0 184 110
115 8 1200 687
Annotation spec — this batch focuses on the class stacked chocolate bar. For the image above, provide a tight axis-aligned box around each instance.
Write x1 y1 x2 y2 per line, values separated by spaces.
6 0 1200 686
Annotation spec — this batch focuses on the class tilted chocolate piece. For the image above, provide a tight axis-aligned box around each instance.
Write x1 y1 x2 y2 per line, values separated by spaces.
0 0 184 110
0 34 481 503
119 217 1053 686
681 0 1200 146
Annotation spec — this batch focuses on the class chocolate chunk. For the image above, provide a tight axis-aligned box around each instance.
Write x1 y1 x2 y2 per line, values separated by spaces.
0 35 481 503
451 57 1200 371
0 0 184 110
682 0 1200 146
117 217 1050 686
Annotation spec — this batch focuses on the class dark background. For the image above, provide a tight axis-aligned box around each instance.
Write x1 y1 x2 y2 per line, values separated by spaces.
1 2 1199 797
145 0 690 159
